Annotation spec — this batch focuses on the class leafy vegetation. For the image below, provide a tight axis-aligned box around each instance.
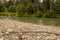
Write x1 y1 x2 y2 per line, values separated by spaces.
0 0 60 18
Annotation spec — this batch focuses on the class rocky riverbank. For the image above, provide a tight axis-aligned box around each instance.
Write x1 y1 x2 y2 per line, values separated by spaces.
0 19 60 40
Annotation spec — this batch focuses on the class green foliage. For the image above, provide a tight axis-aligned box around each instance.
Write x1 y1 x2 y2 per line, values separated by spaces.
16 4 25 16
42 10 55 18
8 5 16 12
0 2 4 12
0 0 60 18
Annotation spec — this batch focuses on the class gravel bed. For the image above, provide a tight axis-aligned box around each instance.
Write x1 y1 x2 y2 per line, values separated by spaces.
0 19 60 40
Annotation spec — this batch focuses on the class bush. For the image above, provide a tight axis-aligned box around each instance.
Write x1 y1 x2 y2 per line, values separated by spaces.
42 10 55 18
16 4 25 16
8 5 16 12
